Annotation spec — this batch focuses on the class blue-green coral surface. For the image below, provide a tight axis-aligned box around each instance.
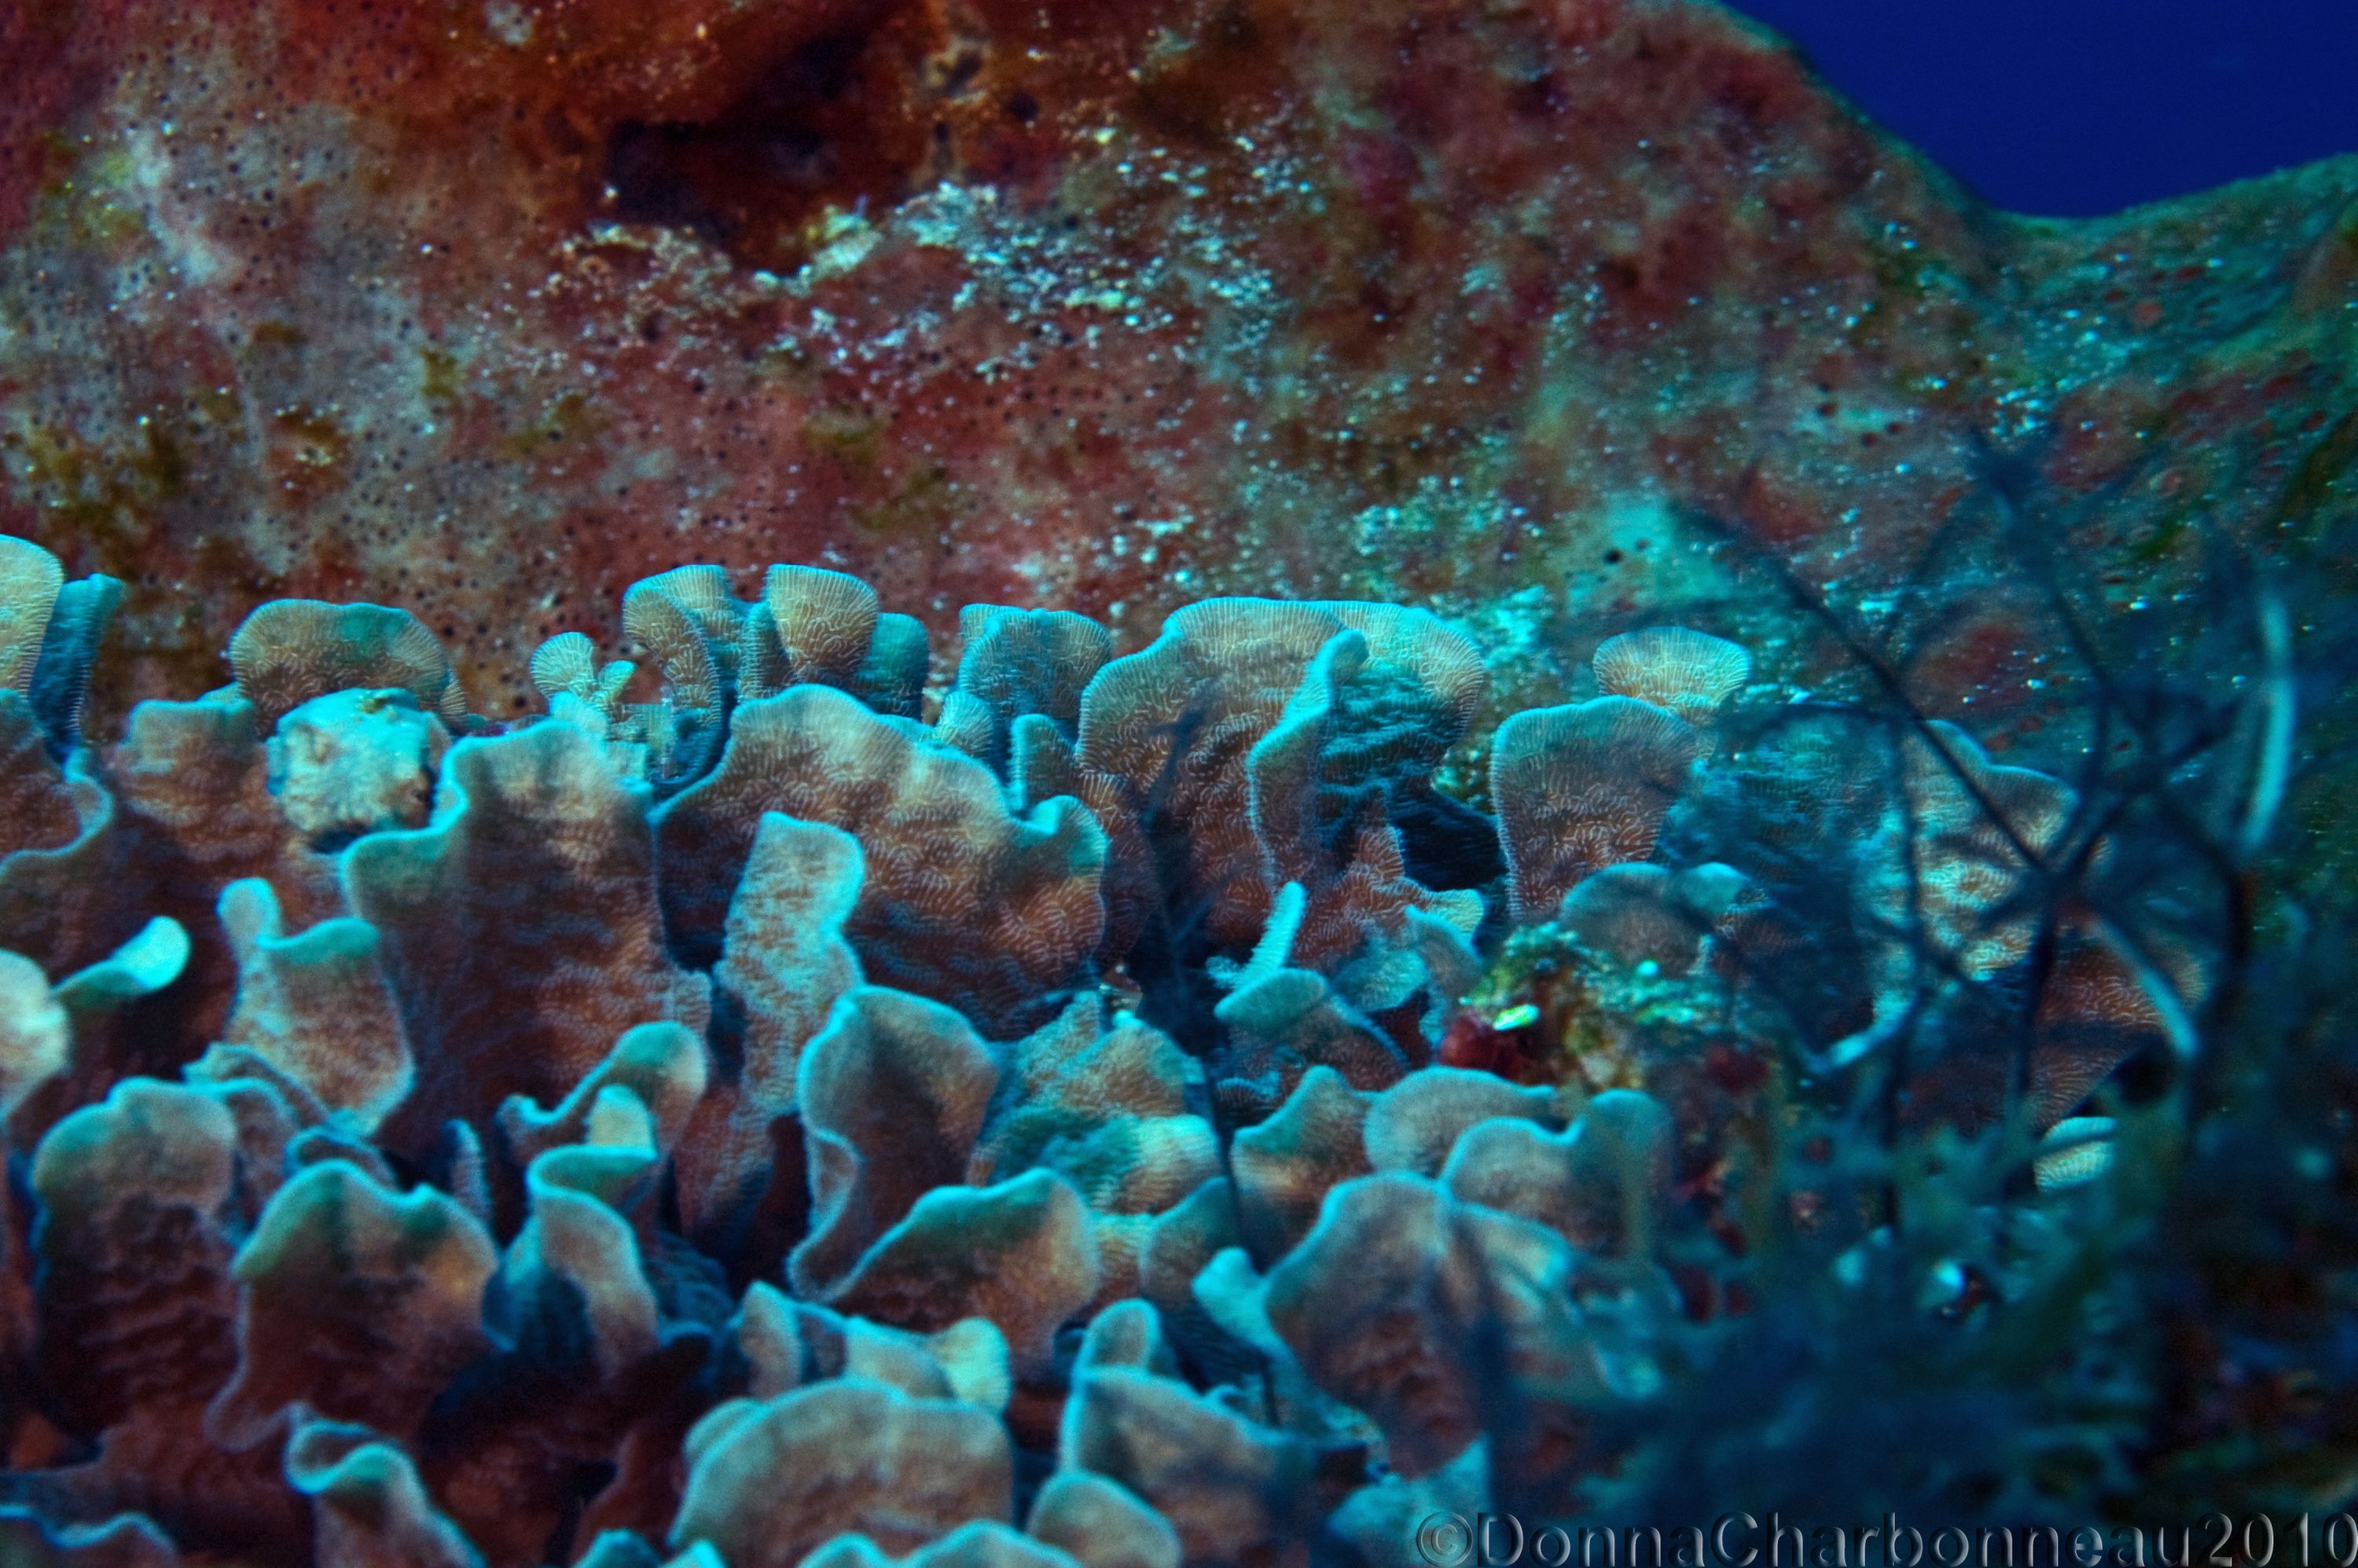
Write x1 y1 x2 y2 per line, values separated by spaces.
1 505 2352 1566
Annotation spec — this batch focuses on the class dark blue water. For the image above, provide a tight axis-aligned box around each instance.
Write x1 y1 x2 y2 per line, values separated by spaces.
1726 0 2358 216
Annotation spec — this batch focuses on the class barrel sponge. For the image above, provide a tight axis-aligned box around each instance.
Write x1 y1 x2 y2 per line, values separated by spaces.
227 600 466 730
656 685 1106 1038
668 1379 1013 1568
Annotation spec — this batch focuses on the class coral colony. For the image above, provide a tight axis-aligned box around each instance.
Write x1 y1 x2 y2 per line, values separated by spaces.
0 0 2354 1563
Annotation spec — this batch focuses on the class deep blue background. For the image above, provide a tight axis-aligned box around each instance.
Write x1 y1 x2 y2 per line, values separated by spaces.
1721 0 2358 216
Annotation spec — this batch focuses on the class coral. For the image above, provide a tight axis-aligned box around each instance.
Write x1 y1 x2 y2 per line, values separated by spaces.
968 999 1218 1305
942 608 1115 776
344 719 709 1151
0 951 68 1118
264 690 450 852
17 1075 306 1556
824 1170 1101 1373
0 535 62 696
0 465 2332 1563
1555 861 1746 977
789 986 1002 1299
0 0 2345 1493
208 1159 498 1448
762 566 882 693
1025 1471 1182 1568
678 813 864 1252
26 576 124 755
1439 1089 1675 1258
800 1522 1076 1568
1213 957 1409 1118
1060 1366 1322 1567
0 1509 182 1568
1492 699 1707 925
30 1078 241 1440
0 692 117 975
0 694 86 865
1361 1067 1558 1177
1228 1067 1372 1260
1590 628 1753 726
97 692 344 1053
1074 599 1482 968
215 879 412 1130
284 1423 483 1568
494 1020 709 1170
657 685 1105 1037
732 1287 1013 1416
1246 628 1485 1001
1262 1173 1596 1478
1877 722 2079 981
227 603 466 733
668 1380 1012 1566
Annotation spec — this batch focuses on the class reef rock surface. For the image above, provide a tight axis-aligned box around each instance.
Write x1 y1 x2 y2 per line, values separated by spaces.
2 0 2353 733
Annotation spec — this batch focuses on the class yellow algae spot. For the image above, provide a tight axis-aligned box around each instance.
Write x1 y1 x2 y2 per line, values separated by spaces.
420 348 463 409
271 406 347 470
267 406 351 505
498 390 607 459
802 404 886 470
850 462 965 537
803 207 882 282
